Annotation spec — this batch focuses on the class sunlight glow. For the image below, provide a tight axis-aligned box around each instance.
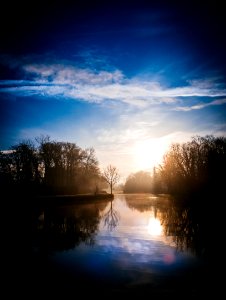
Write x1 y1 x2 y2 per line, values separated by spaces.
147 217 163 236
133 137 170 170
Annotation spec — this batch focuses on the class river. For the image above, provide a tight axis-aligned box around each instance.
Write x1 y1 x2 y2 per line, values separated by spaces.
30 193 219 297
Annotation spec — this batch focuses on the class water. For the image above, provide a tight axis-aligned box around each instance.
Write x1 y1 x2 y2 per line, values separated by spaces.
30 193 218 297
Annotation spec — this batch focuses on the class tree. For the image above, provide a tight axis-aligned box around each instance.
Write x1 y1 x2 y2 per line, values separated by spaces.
123 171 152 193
36 135 102 194
0 150 15 187
79 147 101 193
159 135 226 196
102 165 120 195
152 166 165 193
10 140 40 185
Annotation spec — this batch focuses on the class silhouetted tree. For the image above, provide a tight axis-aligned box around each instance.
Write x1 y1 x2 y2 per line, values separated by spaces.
79 147 101 193
1 135 104 195
0 150 15 187
61 141 82 191
159 135 226 197
10 140 40 185
37 136 101 194
102 165 120 195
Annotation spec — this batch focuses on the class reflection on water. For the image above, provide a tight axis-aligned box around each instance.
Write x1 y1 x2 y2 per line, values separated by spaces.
102 199 120 231
147 218 162 236
32 200 109 252
31 193 217 296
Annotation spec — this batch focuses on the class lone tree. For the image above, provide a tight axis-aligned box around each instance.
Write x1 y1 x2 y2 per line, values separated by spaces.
102 164 120 195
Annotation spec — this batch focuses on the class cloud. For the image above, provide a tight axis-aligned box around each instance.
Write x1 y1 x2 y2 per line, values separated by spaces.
174 98 226 111
0 82 68 97
1 63 226 108
23 64 124 85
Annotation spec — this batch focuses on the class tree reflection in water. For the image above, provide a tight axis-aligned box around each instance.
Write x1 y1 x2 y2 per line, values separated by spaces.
30 194 221 297
102 200 120 231
33 194 218 264
161 196 216 261
32 200 110 253
124 193 216 262
162 203 198 254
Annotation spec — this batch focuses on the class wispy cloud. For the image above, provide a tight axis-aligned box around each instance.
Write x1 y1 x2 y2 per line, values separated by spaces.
1 62 226 108
23 64 124 84
174 98 226 111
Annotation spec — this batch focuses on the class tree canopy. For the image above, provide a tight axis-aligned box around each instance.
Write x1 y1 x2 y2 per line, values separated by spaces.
159 135 226 197
0 136 104 195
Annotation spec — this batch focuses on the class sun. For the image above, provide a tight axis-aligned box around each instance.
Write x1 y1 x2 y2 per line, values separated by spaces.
133 137 170 171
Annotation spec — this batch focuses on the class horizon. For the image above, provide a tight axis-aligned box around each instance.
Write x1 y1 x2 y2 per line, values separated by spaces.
1 1 226 180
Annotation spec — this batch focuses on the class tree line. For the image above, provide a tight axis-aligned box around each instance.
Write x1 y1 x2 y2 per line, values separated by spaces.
123 135 226 198
0 135 120 195
1 134 225 198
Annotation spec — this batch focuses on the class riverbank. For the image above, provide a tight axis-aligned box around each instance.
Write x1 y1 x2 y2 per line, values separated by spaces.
33 192 114 207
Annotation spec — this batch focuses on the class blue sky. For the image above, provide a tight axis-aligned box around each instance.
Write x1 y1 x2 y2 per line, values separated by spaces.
1 1 226 180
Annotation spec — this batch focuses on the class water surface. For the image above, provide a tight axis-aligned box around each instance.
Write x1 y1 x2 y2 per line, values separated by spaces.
31 193 215 296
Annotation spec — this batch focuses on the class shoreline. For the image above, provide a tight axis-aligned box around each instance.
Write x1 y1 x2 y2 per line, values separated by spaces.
32 193 114 207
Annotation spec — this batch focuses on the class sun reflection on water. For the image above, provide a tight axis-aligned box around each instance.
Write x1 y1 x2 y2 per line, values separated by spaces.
147 217 163 236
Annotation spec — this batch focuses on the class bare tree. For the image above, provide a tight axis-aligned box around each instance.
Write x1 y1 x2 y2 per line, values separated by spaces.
102 200 120 231
102 165 120 195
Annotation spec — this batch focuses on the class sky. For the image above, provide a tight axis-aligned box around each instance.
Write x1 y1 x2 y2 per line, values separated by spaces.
1 0 226 181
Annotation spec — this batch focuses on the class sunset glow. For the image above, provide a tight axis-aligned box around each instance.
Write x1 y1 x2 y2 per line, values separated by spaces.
133 138 170 170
